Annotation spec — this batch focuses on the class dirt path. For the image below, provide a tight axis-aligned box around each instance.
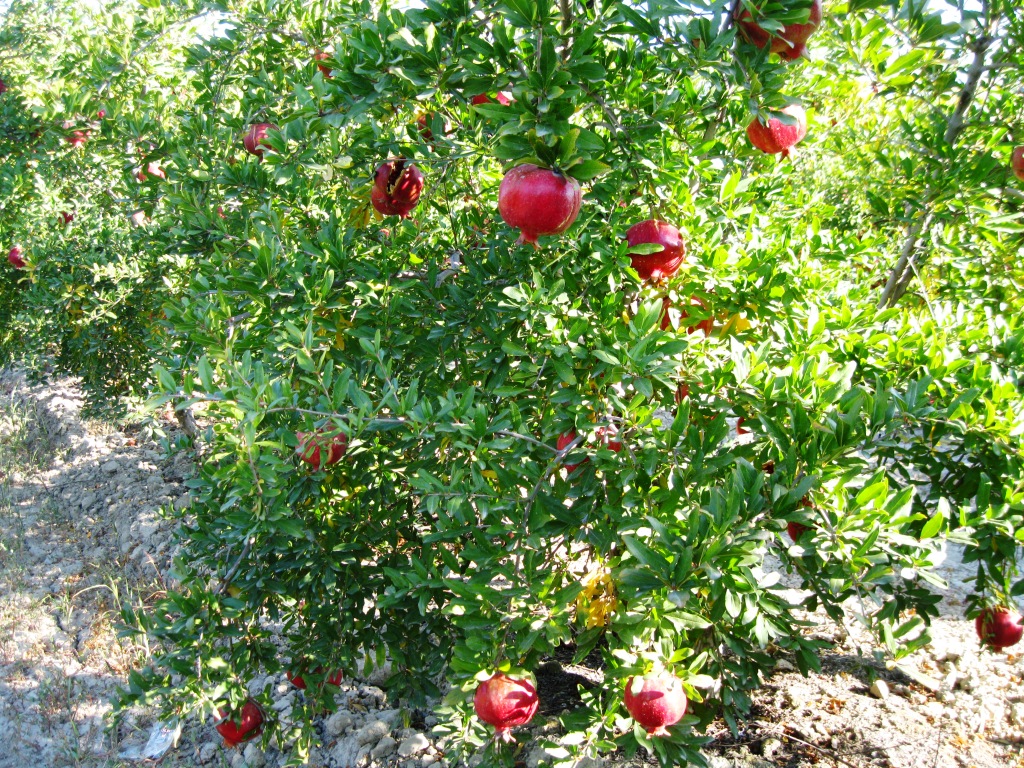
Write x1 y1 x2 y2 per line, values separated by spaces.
0 371 1021 768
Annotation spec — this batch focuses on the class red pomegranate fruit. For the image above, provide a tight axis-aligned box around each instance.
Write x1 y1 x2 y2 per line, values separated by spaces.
296 429 348 471
736 417 750 435
473 672 539 741
624 673 688 737
287 667 343 690
1012 146 1024 181
215 699 264 747
737 0 822 61
313 50 333 78
0 78 7 95
96 108 106 119
136 162 166 182
471 92 513 106
626 220 685 281
975 607 1024 650
787 521 810 542
557 427 621 473
65 130 89 148
242 122 278 159
7 246 26 269
371 158 424 219
747 104 807 158
680 296 713 336
60 212 74 226
498 164 582 248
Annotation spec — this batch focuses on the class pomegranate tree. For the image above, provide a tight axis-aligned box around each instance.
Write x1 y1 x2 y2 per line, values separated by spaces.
626 219 685 281
975 606 1024 650
215 699 264 747
498 164 582 248
747 104 807 157
473 672 539 741
296 429 348 470
737 0 822 61
1012 146 1024 181
371 158 424 218
7 246 25 269
623 672 688 737
242 122 278 159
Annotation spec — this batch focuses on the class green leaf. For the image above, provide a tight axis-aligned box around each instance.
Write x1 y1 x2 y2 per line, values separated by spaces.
565 159 610 182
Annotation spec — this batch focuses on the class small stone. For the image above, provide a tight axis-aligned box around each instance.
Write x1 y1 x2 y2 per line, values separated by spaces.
326 711 353 736
371 736 398 759
762 737 783 759
398 733 429 757
242 743 266 768
355 719 390 746
101 459 120 473
198 742 219 764
775 659 795 672
869 679 889 700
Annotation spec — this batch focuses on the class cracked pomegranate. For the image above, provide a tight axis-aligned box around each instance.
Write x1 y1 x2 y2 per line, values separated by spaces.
737 0 822 61
473 673 539 741
371 158 424 218
624 672 688 737
747 104 807 158
498 164 581 248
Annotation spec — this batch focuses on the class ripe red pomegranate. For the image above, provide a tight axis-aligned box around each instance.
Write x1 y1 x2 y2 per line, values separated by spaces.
296 429 348 470
674 381 690 404
680 296 713 336
242 122 278 159
787 521 810 542
976 607 1024 650
747 105 807 158
136 162 166 182
626 220 685 281
313 50 333 78
498 164 582 248
287 667 343 690
7 246 26 269
623 673 688 737
371 158 425 219
473 673 539 741
737 0 822 61
215 699 264 747
557 427 621 473
96 108 106 119
59 212 74 226
0 78 7 95
471 92 513 106
1012 146 1024 181
736 417 750 435
65 130 88 148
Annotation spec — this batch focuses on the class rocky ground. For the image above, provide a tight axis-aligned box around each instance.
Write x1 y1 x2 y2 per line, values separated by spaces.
0 370 1021 768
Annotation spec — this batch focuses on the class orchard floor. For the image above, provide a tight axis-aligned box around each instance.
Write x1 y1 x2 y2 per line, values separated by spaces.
0 370 1022 768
